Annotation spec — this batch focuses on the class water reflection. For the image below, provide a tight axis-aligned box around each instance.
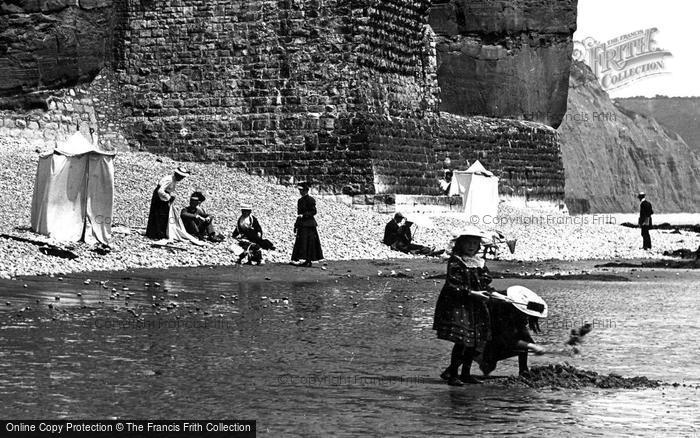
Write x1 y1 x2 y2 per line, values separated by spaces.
0 272 698 435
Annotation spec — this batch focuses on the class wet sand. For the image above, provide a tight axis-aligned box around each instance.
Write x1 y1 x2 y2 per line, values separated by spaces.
7 256 696 287
1 259 699 436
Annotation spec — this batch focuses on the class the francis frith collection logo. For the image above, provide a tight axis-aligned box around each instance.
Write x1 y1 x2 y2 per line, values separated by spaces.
573 28 673 91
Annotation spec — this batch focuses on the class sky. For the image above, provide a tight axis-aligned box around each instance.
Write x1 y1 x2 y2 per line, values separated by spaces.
575 0 700 98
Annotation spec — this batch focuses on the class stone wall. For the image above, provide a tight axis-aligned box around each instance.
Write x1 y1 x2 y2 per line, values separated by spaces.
356 113 563 197
111 0 444 191
0 69 128 150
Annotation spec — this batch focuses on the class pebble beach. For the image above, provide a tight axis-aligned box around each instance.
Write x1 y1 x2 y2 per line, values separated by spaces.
1 136 698 278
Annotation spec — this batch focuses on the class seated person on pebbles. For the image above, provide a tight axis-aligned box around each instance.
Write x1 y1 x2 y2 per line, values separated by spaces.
231 203 275 265
180 191 225 243
383 213 444 257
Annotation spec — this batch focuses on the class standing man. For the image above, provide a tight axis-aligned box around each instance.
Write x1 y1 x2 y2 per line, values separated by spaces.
638 192 653 250
439 170 453 196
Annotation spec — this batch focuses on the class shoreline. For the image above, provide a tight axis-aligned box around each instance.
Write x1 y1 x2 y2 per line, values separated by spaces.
2 136 699 279
4 256 698 287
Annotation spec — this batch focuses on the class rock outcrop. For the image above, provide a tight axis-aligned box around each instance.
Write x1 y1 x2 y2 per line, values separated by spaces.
0 0 576 201
559 62 700 213
0 0 114 98
614 97 700 154
429 0 578 128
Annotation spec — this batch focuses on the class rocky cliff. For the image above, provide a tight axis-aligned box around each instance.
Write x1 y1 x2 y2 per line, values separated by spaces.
559 62 700 213
0 0 576 201
0 0 114 97
429 0 577 128
614 97 700 155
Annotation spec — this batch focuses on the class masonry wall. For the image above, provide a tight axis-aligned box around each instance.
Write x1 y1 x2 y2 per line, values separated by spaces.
112 0 444 191
0 70 128 150
354 113 564 197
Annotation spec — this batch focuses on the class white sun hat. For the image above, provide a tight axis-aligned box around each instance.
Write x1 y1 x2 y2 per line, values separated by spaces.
452 225 487 240
506 286 548 318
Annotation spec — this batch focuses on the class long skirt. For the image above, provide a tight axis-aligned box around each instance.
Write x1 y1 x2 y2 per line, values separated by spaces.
292 226 323 261
432 286 490 350
476 301 533 375
146 187 170 239
240 229 275 250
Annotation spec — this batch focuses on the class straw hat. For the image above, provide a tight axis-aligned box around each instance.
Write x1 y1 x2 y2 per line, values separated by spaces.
506 286 548 318
240 203 252 210
452 225 487 240
174 166 190 177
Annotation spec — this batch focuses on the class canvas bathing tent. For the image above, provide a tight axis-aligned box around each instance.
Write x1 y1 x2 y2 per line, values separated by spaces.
448 161 499 218
30 132 116 245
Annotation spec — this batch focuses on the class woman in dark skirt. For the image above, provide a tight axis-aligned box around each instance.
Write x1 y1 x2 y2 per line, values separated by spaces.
291 182 323 267
433 226 493 386
146 166 189 239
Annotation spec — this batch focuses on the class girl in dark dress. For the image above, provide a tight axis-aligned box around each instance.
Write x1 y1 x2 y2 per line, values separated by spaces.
433 227 493 386
291 183 323 267
146 167 189 239
476 295 546 376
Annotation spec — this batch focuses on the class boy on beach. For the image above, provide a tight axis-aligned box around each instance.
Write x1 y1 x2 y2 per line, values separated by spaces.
180 192 224 243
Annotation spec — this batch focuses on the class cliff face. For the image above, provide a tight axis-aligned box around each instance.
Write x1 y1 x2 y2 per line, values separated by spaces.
614 97 700 154
0 0 114 97
0 0 575 200
429 0 577 128
559 62 700 213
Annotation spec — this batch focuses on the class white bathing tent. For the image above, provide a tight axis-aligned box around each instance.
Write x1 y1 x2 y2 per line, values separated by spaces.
449 160 499 218
30 132 116 245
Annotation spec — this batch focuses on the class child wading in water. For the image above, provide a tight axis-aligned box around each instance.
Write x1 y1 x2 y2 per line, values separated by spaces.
476 286 547 376
433 226 493 386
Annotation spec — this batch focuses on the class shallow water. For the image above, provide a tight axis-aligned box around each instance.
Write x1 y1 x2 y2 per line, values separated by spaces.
0 269 698 436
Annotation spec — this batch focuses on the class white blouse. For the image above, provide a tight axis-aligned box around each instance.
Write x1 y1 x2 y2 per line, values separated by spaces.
157 174 177 202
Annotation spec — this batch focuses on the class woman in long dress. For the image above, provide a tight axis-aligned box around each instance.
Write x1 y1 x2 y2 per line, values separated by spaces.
146 166 189 239
291 182 323 267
